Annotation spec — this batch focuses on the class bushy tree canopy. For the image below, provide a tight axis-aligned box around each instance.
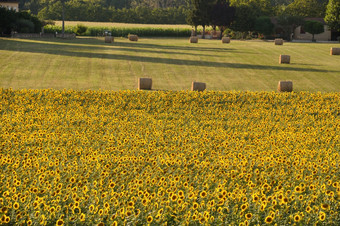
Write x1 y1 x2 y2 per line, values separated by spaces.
0 7 42 35
324 0 340 32
304 20 324 41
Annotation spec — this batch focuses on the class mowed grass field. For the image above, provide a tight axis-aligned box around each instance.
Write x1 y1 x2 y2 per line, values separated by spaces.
0 37 339 91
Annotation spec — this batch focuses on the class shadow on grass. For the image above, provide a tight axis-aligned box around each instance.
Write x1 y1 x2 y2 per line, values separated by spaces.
0 38 337 73
0 37 239 57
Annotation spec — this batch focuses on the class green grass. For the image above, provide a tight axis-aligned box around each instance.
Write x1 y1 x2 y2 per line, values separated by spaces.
0 37 339 91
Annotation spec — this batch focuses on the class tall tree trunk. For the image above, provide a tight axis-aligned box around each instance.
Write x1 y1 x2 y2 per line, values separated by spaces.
219 26 224 39
62 0 65 38
202 26 205 39
194 26 197 36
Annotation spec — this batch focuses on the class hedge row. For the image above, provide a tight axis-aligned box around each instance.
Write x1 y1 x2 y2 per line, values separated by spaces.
44 25 192 37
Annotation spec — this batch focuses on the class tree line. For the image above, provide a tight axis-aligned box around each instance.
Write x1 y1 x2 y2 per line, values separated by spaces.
187 0 340 40
1 0 340 40
17 0 330 24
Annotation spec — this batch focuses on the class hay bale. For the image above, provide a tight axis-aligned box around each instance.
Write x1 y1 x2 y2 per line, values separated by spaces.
191 81 206 91
222 37 230 43
105 36 114 43
189 36 198 43
278 81 293 92
128 34 138 41
138 78 152 90
279 55 290 64
330 47 340 55
275 39 283 45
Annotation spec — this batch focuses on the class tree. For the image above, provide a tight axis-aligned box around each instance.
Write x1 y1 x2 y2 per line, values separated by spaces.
0 7 17 35
231 4 257 39
304 20 324 41
210 0 236 39
285 0 325 17
277 14 304 40
324 0 340 32
254 16 274 37
0 7 42 36
186 0 212 38
230 0 274 16
186 0 201 36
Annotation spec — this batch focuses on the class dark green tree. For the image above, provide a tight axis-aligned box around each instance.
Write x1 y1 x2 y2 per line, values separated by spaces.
186 0 201 36
186 0 212 38
324 0 340 32
231 4 257 39
0 7 17 35
304 20 324 41
210 0 236 39
277 14 304 40
0 7 42 36
285 0 325 17
254 16 274 37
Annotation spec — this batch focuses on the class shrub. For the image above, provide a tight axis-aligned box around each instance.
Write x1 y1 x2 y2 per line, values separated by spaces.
254 16 274 37
74 24 88 36
16 19 35 33
304 20 324 41
0 7 42 35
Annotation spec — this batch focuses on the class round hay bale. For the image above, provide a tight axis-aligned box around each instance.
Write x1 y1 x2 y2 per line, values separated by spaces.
222 37 230 43
279 55 290 64
278 81 293 92
128 34 138 41
191 81 206 91
330 47 340 55
138 78 152 90
275 39 283 45
105 36 114 43
189 36 198 43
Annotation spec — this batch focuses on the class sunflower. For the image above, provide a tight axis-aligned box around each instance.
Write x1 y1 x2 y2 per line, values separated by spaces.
200 191 207 198
321 203 330 211
171 194 178 202
319 211 326 221
294 214 301 222
158 208 164 215
73 207 81 214
241 204 248 211
245 213 252 220
0 207 8 214
104 202 110 209
294 186 301 193
264 216 273 224
142 199 148 206
0 215 6 224
109 182 116 189
56 219 64 226
13 202 19 210
126 210 132 217
70 177 76 183
89 205 94 212
147 216 153 223
193 202 199 210
199 217 205 224
80 213 86 222
135 209 140 217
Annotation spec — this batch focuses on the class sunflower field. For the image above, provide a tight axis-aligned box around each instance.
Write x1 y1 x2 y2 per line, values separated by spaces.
0 89 339 225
